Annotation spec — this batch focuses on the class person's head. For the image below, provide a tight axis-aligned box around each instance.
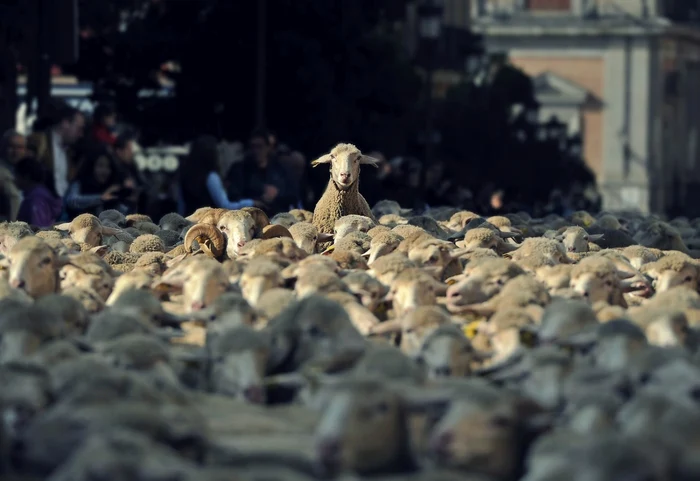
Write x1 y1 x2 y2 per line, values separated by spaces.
490 190 504 210
78 147 117 188
14 156 47 190
267 130 278 151
93 103 117 130
53 104 85 145
114 134 135 164
0 130 26 164
187 135 219 173
249 129 271 166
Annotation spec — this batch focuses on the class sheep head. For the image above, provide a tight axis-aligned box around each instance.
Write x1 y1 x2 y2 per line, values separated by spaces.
55 214 122 247
218 210 257 258
311 143 378 191
184 224 225 259
3 237 70 298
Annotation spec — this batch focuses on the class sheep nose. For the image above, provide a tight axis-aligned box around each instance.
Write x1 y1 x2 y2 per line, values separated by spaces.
243 385 266 404
430 431 453 458
316 437 342 466
567 246 576 252
237 240 246 248
339 173 350 182
10 278 25 289
191 301 205 311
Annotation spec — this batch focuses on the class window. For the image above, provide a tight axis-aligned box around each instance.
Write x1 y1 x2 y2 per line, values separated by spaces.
527 0 571 11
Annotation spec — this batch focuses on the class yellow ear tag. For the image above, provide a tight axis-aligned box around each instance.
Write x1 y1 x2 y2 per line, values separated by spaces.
583 219 593 227
322 245 335 256
463 320 481 339
446 278 458 286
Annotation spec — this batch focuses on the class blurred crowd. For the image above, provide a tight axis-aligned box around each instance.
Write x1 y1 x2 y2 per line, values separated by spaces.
0 100 601 227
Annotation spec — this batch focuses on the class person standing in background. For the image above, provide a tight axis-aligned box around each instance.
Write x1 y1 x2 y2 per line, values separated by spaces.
90 103 118 147
0 130 27 220
29 103 85 200
113 133 145 212
14 157 63 227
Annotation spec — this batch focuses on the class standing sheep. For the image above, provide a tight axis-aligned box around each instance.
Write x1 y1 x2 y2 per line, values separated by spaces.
311 144 379 245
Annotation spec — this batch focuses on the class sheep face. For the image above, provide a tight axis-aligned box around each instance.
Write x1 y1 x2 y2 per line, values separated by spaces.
218 211 256 258
647 265 699 293
183 262 229 312
570 270 620 305
208 328 269 404
388 276 437 317
6 238 66 298
311 143 378 191
429 399 521 478
59 264 114 301
239 263 283 307
313 382 408 477
416 328 482 378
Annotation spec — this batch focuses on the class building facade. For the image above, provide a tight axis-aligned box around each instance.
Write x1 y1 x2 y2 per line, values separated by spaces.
470 0 700 215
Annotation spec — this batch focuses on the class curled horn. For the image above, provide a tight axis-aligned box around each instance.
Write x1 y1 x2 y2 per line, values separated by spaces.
262 224 293 240
184 224 225 258
241 207 270 237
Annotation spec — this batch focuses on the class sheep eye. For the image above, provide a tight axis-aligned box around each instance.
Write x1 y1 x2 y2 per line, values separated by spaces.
490 415 512 428
605 280 613 287
583 236 589 241
40 257 51 266
496 278 504 286
219 225 227 231
684 276 694 283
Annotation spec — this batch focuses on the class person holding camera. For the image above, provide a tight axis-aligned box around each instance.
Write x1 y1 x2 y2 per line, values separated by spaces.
64 146 132 218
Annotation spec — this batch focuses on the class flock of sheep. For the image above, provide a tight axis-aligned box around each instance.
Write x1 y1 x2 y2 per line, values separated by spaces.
2 142 700 480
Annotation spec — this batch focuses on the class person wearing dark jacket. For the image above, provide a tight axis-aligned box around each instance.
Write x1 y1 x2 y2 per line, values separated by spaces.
64 147 130 218
177 135 258 216
14 157 62 227
226 130 289 215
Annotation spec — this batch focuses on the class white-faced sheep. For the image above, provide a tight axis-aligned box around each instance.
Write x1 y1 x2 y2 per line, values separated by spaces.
311 144 379 240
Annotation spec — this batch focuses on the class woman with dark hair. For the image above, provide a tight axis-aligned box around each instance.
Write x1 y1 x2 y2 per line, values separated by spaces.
64 147 129 217
177 135 257 215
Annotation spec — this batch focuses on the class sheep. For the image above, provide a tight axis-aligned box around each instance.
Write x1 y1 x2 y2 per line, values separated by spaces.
158 257 230 313
311 144 379 242
634 221 691 254
265 295 366 374
255 288 296 326
35 293 90 336
159 212 192 233
328 249 368 271
270 212 298 229
445 258 525 309
240 257 284 307
641 253 699 293
0 302 63 362
106 269 153 306
415 324 490 379
54 213 122 247
288 222 333 255
368 252 417 286
332 214 377 243
569 256 632 307
555 226 604 253
59 253 115 301
62 286 106 313
3 236 69 298
505 238 570 265
342 271 389 312
324 291 381 335
295 269 348 299
407 239 466 280
289 208 314 223
0 220 33 255
185 209 257 259
0 362 53 441
362 230 403 265
387 267 445 318
332 230 372 255
372 199 412 218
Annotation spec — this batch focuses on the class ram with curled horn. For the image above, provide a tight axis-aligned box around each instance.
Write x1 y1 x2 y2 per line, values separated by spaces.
184 224 226 259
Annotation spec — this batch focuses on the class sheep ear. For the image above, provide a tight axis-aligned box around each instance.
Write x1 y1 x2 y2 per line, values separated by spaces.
317 233 334 243
56 254 72 267
588 234 605 242
360 155 379 167
54 222 71 232
311 154 333 167
89 245 109 257
101 226 122 237
554 235 564 241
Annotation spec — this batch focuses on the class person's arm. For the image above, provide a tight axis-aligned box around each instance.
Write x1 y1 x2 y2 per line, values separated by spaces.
64 181 103 212
206 171 254 210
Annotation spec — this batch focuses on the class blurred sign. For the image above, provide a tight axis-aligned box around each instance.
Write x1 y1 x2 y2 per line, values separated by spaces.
134 145 189 173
